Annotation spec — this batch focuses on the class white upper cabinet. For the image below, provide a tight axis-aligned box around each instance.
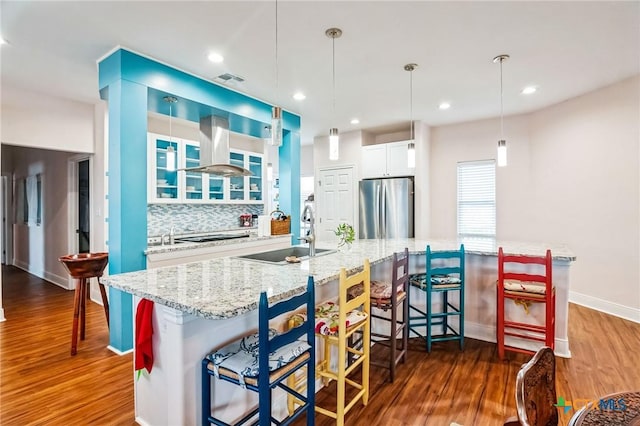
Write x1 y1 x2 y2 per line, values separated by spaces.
147 133 264 204
361 140 415 179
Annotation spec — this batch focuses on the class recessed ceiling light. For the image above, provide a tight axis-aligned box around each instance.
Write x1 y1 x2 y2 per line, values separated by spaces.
350 118 360 125
207 52 224 63
521 86 537 95
439 102 451 110
293 92 306 101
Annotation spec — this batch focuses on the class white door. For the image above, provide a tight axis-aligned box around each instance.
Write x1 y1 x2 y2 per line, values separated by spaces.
316 166 356 244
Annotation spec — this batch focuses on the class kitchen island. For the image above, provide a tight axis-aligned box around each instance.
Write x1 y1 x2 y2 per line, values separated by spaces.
104 238 575 426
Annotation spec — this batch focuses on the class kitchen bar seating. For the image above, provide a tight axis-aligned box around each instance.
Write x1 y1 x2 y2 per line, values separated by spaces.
201 276 316 426
497 248 555 359
348 248 409 382
409 244 465 352
288 260 371 426
316 259 371 425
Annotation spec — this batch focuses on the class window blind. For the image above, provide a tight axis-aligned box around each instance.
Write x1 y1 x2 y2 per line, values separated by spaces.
457 160 496 238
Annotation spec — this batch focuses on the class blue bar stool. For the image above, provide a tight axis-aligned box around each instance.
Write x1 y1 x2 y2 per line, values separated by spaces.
409 244 465 352
201 276 316 426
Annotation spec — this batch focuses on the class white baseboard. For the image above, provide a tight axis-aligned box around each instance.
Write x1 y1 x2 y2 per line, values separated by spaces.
569 291 640 324
44 270 70 289
13 260 70 290
0 307 5 322
464 320 571 358
108 345 133 356
134 416 151 426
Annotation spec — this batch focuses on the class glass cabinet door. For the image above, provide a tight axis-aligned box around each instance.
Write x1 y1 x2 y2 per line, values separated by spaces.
229 152 245 200
155 138 178 200
184 142 203 200
248 155 262 201
207 175 225 200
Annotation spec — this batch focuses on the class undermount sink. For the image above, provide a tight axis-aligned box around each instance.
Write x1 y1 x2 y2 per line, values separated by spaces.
235 246 336 265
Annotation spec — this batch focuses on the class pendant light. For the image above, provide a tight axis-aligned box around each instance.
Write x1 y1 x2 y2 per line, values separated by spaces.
269 0 283 147
493 54 509 167
405 63 418 169
267 162 273 181
326 27 342 161
164 96 178 172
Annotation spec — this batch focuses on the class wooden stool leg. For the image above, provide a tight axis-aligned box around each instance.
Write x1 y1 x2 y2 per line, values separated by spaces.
80 279 87 341
98 280 110 328
71 279 83 356
390 303 397 382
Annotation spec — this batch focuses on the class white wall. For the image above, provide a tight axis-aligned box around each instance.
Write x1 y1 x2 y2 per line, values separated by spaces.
414 121 431 239
1 86 95 153
430 75 640 321
300 144 314 177
313 130 363 174
7 146 75 287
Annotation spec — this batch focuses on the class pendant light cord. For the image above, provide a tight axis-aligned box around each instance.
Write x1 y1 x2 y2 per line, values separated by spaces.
500 58 504 139
332 34 336 121
275 0 279 105
410 68 413 141
169 102 173 143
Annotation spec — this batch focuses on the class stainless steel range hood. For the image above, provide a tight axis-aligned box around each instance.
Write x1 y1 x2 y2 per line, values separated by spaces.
184 115 252 177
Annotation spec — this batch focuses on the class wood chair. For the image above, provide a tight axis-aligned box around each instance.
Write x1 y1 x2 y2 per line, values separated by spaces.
409 244 465 352
497 248 555 359
201 276 316 426
289 259 371 426
504 346 558 426
347 248 410 382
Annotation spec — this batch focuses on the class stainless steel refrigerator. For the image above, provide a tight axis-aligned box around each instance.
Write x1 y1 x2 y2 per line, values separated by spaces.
359 177 414 239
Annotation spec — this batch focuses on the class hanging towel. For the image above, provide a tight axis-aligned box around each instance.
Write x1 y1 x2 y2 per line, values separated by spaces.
135 298 154 375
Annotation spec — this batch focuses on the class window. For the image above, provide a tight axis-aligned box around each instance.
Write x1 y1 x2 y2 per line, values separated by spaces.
457 160 496 238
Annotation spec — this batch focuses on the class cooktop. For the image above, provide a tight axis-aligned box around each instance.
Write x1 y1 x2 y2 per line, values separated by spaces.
175 234 250 243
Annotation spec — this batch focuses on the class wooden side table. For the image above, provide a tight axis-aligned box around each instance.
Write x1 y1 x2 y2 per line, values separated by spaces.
568 391 640 425
59 252 110 356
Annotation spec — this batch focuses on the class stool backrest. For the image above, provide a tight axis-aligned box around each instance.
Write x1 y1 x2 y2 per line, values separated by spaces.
392 248 410 302
515 346 558 426
258 276 315 378
498 248 552 289
339 259 371 333
426 244 465 283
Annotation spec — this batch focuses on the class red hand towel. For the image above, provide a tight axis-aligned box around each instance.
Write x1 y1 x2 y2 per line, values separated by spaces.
135 298 154 374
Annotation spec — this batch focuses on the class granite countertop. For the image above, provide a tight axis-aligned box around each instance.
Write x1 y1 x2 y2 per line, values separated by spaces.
103 238 575 321
145 233 291 255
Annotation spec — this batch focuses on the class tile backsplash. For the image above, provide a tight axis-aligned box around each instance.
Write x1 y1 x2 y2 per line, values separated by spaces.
148 204 265 236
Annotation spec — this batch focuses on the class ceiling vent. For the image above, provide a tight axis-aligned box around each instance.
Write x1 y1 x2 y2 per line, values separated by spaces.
215 73 245 84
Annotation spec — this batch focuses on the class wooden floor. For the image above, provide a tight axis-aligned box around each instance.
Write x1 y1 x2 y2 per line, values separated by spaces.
1 265 638 425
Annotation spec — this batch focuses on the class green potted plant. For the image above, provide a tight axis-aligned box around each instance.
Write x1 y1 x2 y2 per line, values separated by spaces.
334 223 355 250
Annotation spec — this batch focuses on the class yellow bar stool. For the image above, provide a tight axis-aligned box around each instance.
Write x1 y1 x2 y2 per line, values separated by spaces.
288 259 371 426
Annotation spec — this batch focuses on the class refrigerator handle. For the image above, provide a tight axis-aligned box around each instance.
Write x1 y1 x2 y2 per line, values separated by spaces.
380 182 386 239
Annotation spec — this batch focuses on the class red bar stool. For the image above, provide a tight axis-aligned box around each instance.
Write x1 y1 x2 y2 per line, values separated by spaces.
59 252 109 355
497 248 555 359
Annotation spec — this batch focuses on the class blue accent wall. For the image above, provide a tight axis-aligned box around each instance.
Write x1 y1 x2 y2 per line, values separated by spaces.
279 131 301 243
98 48 301 352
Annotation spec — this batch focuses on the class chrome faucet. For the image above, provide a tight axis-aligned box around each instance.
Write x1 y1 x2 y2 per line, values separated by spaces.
298 204 316 257
169 227 176 245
